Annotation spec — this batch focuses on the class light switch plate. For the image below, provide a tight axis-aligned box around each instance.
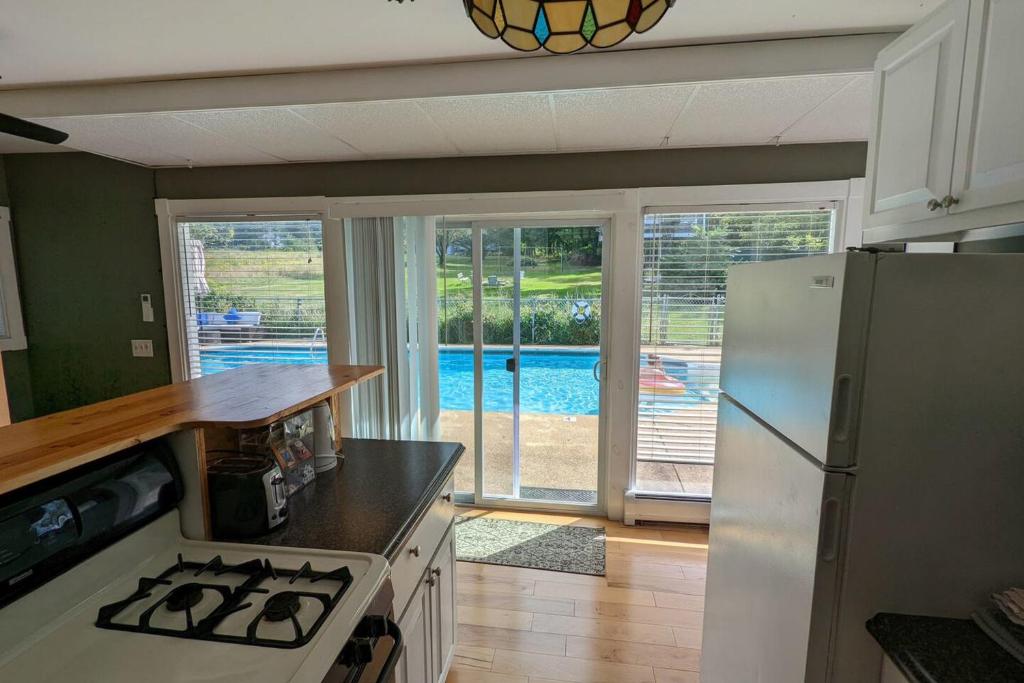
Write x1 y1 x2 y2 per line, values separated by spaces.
140 293 154 323
131 339 154 358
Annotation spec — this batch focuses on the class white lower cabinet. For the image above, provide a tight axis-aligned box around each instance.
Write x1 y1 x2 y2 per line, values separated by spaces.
430 527 457 682
395 573 433 683
394 522 457 683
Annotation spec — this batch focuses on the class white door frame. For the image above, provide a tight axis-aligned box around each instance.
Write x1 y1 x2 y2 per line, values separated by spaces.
465 218 611 515
330 190 639 520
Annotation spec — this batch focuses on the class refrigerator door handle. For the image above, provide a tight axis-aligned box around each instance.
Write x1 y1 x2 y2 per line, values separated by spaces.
830 374 854 443
819 497 843 562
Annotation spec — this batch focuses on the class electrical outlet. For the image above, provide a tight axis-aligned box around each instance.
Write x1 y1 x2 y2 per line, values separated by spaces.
131 339 154 358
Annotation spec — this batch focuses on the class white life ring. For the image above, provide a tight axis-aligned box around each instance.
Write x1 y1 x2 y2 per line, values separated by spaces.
571 300 592 324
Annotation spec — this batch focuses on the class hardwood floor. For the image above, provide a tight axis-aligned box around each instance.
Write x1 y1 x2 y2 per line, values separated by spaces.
446 508 709 683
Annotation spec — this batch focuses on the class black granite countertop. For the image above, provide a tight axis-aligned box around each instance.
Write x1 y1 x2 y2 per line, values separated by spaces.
867 613 1024 683
241 438 464 562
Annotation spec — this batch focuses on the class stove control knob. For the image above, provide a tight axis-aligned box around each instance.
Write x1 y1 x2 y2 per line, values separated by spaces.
338 637 374 667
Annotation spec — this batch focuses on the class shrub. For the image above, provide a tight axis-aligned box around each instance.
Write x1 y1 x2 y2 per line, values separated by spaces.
437 296 600 346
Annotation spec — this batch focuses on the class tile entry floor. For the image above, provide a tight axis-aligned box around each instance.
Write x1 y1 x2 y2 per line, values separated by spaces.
447 508 709 683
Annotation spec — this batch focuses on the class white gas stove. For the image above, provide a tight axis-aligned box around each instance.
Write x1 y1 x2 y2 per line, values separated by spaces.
0 443 395 683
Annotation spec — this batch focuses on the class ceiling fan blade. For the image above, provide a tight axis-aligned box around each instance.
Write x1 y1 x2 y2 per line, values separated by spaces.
0 113 68 145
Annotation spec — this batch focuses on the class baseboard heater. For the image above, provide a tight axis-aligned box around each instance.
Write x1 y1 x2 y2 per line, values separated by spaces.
623 490 710 526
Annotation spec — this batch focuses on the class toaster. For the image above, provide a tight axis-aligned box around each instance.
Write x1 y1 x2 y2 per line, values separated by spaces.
207 456 288 539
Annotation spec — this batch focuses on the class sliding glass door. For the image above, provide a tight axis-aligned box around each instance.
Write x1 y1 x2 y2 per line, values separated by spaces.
634 204 835 498
438 220 606 510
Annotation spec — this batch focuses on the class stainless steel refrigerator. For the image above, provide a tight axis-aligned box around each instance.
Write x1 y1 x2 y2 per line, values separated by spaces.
701 252 1024 682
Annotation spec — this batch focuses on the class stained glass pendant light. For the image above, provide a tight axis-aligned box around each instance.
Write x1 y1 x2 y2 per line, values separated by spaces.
463 0 675 54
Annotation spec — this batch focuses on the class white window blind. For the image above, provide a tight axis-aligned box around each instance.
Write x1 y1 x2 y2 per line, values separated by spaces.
636 205 834 496
176 219 326 378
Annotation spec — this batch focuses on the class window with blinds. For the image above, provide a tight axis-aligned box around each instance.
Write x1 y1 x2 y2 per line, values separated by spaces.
636 205 835 497
176 219 327 378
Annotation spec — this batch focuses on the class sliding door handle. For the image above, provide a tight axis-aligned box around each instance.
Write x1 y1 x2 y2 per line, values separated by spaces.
505 358 516 373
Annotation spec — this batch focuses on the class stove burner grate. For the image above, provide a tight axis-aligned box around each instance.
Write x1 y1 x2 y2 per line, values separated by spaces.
165 583 205 612
263 592 302 622
94 554 354 649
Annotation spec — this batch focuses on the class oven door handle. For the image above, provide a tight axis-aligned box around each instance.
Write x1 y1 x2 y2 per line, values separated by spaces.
373 619 403 683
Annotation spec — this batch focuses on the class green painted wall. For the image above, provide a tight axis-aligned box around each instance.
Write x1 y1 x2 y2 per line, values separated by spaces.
3 153 171 417
154 142 868 199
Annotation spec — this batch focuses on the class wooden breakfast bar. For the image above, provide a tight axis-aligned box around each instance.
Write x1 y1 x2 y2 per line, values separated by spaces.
0 364 383 520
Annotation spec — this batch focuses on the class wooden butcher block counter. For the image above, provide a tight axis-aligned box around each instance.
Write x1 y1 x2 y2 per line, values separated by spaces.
0 363 383 497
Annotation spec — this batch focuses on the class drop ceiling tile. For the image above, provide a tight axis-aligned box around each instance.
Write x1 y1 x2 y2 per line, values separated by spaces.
781 74 873 143
32 114 282 166
32 116 191 166
144 115 283 165
417 94 556 155
177 108 364 162
668 75 856 147
291 101 458 158
551 85 696 151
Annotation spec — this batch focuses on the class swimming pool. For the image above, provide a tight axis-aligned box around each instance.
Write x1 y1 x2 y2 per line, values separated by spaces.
199 345 603 414
438 348 601 415
198 345 712 415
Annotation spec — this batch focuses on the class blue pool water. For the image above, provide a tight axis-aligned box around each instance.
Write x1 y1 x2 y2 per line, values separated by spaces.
200 346 602 415
199 346 713 415
438 348 601 415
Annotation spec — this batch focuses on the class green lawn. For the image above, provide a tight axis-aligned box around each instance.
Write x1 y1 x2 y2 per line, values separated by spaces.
203 250 602 302
437 255 602 299
205 249 325 298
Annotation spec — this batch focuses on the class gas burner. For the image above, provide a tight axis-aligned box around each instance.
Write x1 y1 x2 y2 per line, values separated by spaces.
263 592 301 622
95 554 355 648
165 583 205 612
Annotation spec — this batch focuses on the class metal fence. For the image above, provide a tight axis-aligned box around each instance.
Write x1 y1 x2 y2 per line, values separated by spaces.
196 295 327 345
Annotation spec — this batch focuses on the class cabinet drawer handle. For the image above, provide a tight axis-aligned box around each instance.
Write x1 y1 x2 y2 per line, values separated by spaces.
409 545 421 558
927 198 942 212
941 195 960 209
441 493 452 503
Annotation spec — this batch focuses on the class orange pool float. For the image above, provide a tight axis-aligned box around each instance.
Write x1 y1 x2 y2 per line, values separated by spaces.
638 366 687 396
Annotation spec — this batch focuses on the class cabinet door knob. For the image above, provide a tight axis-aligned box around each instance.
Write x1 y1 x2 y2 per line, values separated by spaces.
941 195 960 208
426 575 436 587
927 198 942 211
431 567 442 577
409 545 421 558
441 493 453 503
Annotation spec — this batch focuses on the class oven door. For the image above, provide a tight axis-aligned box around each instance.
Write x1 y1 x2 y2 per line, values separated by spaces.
322 581 402 683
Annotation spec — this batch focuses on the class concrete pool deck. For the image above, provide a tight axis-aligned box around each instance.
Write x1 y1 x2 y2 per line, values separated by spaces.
441 409 713 498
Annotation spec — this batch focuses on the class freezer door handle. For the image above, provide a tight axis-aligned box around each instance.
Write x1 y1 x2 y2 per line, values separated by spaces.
819 497 843 562
830 374 854 443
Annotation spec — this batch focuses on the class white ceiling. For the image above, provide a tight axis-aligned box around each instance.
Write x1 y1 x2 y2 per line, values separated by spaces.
18 75 872 167
0 0 940 88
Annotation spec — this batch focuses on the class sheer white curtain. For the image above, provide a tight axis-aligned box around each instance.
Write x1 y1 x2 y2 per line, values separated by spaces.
345 216 439 440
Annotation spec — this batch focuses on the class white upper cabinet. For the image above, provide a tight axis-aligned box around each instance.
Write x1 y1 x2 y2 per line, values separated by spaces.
950 0 1024 215
863 0 1024 243
864 0 969 230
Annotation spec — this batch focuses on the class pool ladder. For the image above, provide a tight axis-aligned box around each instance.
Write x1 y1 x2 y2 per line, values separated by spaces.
310 327 326 353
